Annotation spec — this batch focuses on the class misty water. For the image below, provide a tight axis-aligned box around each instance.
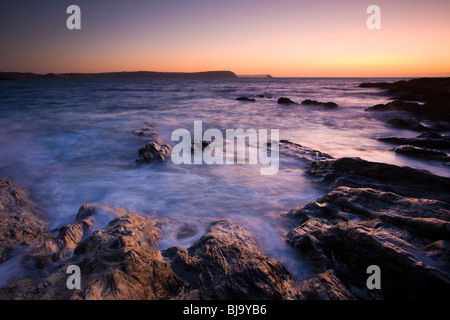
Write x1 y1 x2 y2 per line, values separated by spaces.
1 77 449 285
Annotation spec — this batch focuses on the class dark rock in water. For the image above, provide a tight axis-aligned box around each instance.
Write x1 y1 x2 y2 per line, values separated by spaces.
359 77 450 103
287 185 450 299
235 96 256 102
0 179 51 263
301 99 339 109
136 141 172 163
377 133 450 150
361 78 450 122
394 145 449 161
278 97 296 104
366 100 422 113
164 219 300 300
384 118 429 131
307 157 450 202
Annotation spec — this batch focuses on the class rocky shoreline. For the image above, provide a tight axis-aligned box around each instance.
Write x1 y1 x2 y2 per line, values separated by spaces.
0 78 449 300
1 149 449 299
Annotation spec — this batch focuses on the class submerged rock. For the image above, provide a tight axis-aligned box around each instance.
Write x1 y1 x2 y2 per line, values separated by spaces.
377 133 450 150
235 96 256 102
301 99 338 109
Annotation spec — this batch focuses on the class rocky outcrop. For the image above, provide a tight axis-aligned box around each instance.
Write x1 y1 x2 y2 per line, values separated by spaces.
361 78 450 122
287 186 450 299
0 179 51 263
163 219 301 300
301 99 338 109
307 157 450 202
135 123 172 163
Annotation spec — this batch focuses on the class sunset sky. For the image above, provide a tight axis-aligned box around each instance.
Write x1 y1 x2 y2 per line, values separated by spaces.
1 0 450 77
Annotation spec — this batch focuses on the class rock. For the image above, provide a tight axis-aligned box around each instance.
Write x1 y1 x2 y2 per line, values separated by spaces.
366 100 422 113
0 179 51 263
235 96 255 102
3 213 189 300
136 141 172 163
164 219 300 300
278 97 296 105
307 157 450 202
301 99 339 109
384 118 429 131
287 186 450 299
394 145 449 161
361 78 450 121
76 203 128 221
297 270 356 300
279 140 334 163
377 133 450 150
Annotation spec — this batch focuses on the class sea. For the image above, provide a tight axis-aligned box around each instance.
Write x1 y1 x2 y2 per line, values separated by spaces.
0 77 449 285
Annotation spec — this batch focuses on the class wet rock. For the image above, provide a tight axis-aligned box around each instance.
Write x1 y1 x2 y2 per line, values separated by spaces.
301 99 339 109
394 145 449 161
5 213 188 300
76 203 128 221
0 179 51 263
377 133 450 150
307 157 450 202
165 219 300 300
235 96 256 102
136 141 172 163
384 118 429 131
366 100 422 113
287 186 450 299
279 140 334 164
278 97 297 105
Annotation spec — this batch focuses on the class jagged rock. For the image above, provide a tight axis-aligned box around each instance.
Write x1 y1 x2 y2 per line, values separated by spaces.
394 145 449 161
136 141 172 163
287 185 450 299
278 97 296 105
0 179 51 263
2 213 188 300
76 203 128 221
307 157 450 202
301 99 338 109
164 219 300 300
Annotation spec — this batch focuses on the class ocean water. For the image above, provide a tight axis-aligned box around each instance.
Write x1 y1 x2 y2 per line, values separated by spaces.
0 77 449 284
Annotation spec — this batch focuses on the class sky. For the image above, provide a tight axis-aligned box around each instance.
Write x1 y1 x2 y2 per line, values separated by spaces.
1 0 450 77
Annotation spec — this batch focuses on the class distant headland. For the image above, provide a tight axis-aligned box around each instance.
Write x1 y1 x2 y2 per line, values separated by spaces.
0 70 238 80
